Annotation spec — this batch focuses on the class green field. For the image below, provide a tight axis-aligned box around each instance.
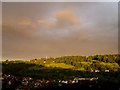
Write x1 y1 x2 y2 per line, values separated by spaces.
44 63 75 69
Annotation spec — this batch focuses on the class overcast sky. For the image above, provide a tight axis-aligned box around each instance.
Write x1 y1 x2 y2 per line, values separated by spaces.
2 2 118 60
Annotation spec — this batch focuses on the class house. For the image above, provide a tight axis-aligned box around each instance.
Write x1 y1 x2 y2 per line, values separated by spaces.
43 60 46 63
94 70 100 72
105 70 109 72
30 58 37 62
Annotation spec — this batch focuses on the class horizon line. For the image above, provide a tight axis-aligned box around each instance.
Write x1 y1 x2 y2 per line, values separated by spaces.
2 53 119 61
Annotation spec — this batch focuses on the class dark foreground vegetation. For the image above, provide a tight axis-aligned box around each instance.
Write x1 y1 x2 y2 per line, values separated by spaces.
2 54 120 90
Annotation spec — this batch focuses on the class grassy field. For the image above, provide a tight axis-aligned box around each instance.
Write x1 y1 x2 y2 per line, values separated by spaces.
44 63 75 69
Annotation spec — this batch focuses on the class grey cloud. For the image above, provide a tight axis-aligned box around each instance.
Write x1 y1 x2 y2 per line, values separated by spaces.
2 2 118 59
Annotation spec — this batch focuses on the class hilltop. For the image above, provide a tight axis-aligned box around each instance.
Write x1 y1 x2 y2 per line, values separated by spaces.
2 54 120 90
